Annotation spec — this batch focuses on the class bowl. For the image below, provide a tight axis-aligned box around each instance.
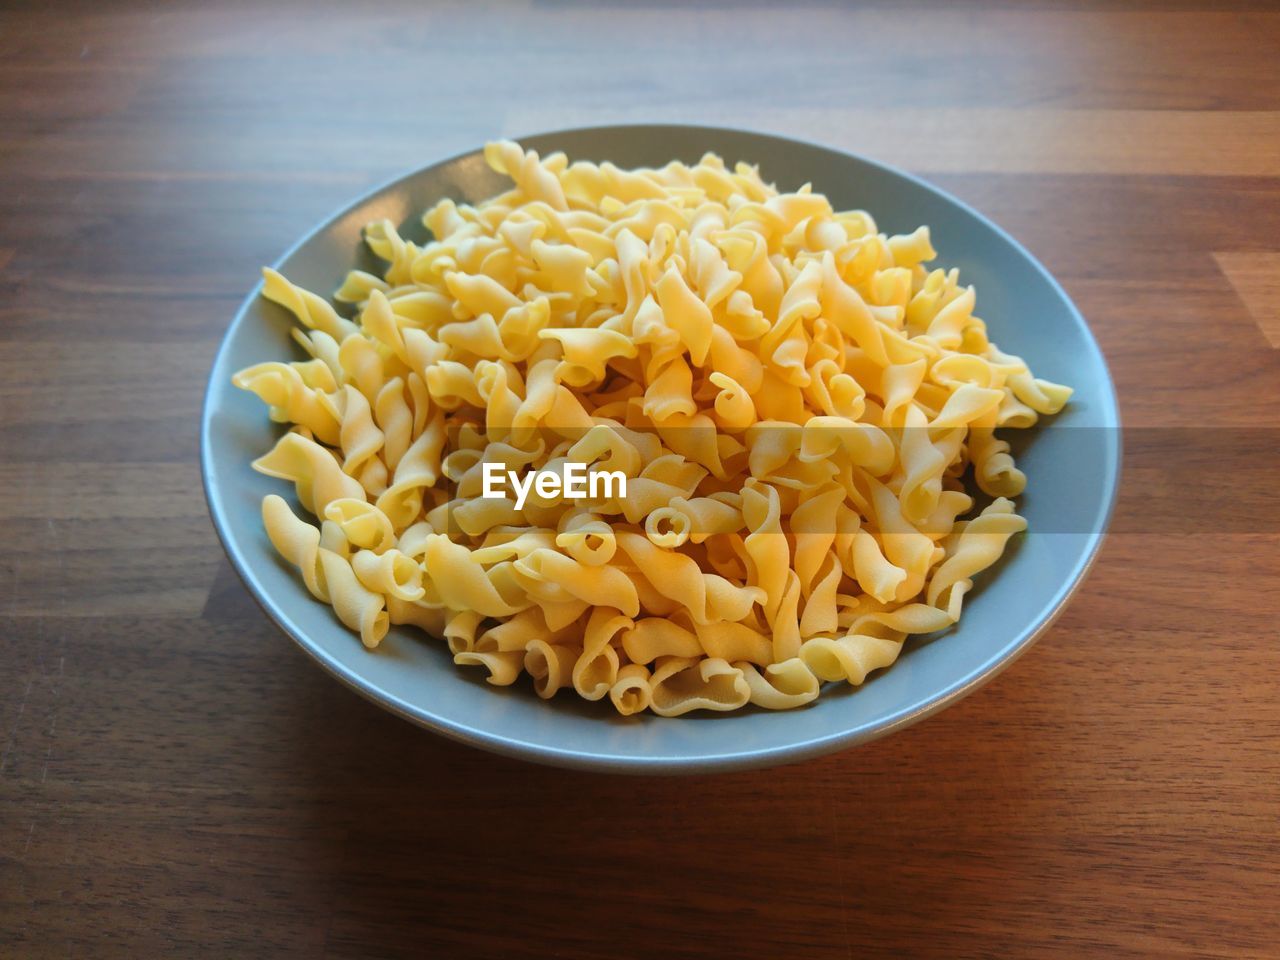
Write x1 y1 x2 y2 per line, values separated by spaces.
201 124 1120 773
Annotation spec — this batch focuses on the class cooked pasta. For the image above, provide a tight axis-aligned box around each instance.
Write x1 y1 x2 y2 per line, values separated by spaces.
234 139 1070 716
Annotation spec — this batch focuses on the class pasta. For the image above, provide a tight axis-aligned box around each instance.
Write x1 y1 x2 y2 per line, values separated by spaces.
234 140 1071 716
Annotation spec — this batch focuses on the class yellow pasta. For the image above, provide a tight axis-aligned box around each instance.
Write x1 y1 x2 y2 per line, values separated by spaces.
235 140 1071 715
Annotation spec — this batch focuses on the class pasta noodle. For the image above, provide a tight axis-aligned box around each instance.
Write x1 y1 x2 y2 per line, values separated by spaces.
236 140 1070 716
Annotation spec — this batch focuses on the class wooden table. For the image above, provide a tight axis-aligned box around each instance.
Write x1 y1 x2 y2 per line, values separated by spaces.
3 2 1278 956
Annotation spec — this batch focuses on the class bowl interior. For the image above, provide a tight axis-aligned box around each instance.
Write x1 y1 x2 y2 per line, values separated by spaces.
202 125 1119 773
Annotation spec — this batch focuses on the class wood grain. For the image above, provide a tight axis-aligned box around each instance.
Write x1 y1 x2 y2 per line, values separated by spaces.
2 1 1278 957
1215 252 1280 348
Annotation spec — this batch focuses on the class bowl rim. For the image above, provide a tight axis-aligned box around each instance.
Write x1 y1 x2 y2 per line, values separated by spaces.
200 122 1122 774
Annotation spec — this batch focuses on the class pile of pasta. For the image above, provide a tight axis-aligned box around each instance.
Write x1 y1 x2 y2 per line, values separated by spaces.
234 140 1070 716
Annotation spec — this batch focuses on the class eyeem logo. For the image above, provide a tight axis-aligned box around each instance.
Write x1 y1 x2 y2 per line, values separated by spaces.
481 462 627 510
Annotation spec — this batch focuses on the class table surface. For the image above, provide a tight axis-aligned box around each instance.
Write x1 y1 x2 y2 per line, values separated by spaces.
3 1 1279 957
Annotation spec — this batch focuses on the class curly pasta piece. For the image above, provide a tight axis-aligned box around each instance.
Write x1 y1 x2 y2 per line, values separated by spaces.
262 495 328 601
323 498 396 553
261 267 359 342
609 664 653 716
233 362 341 445
317 548 388 649
737 658 821 710
253 433 366 516
351 549 425 602
799 633 904 685
649 657 751 717
927 498 1028 621
571 608 630 701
